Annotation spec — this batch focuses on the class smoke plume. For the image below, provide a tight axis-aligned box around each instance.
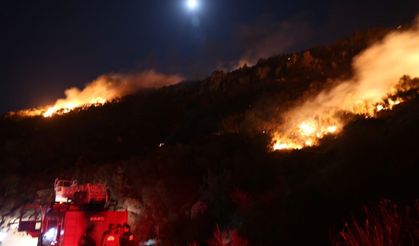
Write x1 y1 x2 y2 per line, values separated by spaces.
272 22 419 150
11 70 183 117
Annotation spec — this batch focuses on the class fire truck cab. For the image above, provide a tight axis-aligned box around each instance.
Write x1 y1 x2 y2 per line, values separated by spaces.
18 179 128 246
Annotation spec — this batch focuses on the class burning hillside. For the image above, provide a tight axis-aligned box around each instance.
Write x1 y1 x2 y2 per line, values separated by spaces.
272 24 419 151
9 70 183 118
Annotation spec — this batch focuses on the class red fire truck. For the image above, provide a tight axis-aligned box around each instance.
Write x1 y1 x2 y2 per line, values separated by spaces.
18 179 128 246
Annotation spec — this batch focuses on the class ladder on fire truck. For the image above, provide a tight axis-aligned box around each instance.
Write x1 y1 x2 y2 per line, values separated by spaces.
54 178 109 205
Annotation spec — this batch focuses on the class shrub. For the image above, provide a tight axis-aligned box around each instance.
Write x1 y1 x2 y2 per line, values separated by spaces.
334 200 419 246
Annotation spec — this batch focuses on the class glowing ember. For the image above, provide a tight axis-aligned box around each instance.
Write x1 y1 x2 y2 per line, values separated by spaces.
9 70 183 118
327 126 338 133
272 24 419 151
273 141 303 151
388 98 402 108
299 122 316 136
376 104 384 112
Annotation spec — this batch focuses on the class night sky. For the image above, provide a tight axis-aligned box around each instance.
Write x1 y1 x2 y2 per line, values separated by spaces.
1 0 418 113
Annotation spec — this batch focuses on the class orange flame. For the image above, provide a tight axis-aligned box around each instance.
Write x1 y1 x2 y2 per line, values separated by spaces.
10 70 183 118
272 25 419 151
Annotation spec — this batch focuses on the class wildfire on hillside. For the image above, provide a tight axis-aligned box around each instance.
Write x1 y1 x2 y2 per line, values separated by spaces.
272 25 419 151
9 70 183 118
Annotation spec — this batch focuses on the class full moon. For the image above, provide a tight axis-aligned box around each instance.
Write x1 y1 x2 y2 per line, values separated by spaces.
186 0 199 11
